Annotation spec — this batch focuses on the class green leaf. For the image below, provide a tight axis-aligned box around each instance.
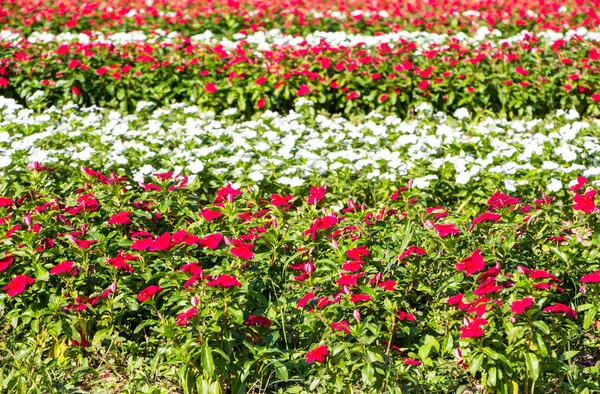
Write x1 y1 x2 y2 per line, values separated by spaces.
549 246 569 265
201 346 215 378
583 307 596 330
469 353 484 376
532 321 550 335
525 353 540 382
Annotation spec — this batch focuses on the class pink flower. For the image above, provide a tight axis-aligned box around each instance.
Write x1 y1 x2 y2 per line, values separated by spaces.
544 303 577 319
297 292 315 308
230 239 254 260
460 318 488 339
198 233 223 249
205 82 217 93
404 358 421 366
434 223 460 237
511 297 534 315
271 194 293 208
377 279 396 291
245 315 272 327
71 86 81 95
569 176 588 192
471 212 501 228
137 285 163 302
308 186 326 204
573 190 597 214
581 270 600 283
108 211 132 225
199 208 222 221
306 345 328 363
214 184 242 203
49 260 75 275
456 249 485 276
398 246 426 261
206 274 241 288
176 307 198 326
592 93 600 102
488 191 519 210
346 246 369 260
0 253 14 271
3 274 35 296
297 84 310 96
331 320 351 334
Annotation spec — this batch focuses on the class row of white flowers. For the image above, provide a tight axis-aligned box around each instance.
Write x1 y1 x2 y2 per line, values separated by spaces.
0 96 598 192
1 26 598 51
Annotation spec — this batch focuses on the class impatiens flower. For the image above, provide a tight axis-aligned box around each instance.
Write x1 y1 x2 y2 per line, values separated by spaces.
137 285 163 302
511 298 534 315
569 176 588 191
471 212 501 230
303 215 338 240
398 246 426 261
306 345 328 363
434 223 460 237
175 307 198 326
350 294 372 303
131 237 153 251
199 208 222 221
0 197 14 207
377 279 396 291
205 82 217 93
455 249 485 276
308 186 326 204
198 233 223 249
488 191 520 210
150 232 171 252
297 292 315 308
397 310 415 321
404 358 421 366
230 239 254 260
108 211 132 225
346 246 369 260
460 318 488 339
297 84 310 96
0 253 14 271
573 190 597 214
245 315 272 327
331 320 351 334
214 184 242 203
581 270 600 283
3 275 35 297
271 194 293 207
426 206 448 219
49 260 75 275
206 274 241 288
544 303 577 319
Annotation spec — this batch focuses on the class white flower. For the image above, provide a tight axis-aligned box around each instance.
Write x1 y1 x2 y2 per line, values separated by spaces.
504 179 516 192
248 171 264 182
547 178 563 192
453 108 471 120
188 160 205 174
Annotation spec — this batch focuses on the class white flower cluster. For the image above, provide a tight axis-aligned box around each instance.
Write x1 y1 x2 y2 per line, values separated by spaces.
1 96 599 192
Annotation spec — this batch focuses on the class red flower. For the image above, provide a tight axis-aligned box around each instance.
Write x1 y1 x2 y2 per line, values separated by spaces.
198 233 223 249
346 246 369 260
350 294 371 303
544 303 577 319
592 93 600 102
306 345 328 363
456 249 485 276
49 260 75 275
215 184 242 203
96 67 108 75
271 193 293 207
404 358 421 366
108 211 131 225
205 82 217 93
297 292 315 308
71 86 81 95
573 190 597 214
417 80 429 90
515 66 529 76
511 298 534 315
426 206 448 219
399 245 426 261
434 223 460 237
3 274 35 296
206 274 241 288
150 232 171 252
0 253 14 271
175 307 198 326
131 237 153 251
297 84 310 96
488 191 519 210
199 208 222 221
255 76 267 85
245 315 272 327
257 97 265 108
460 318 488 339
377 279 396 291
308 186 326 204
397 310 415 321
471 212 501 229
581 270 600 283
346 91 360 100
230 239 254 260
569 176 588 191
331 320 350 334
137 285 163 302
0 197 14 206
